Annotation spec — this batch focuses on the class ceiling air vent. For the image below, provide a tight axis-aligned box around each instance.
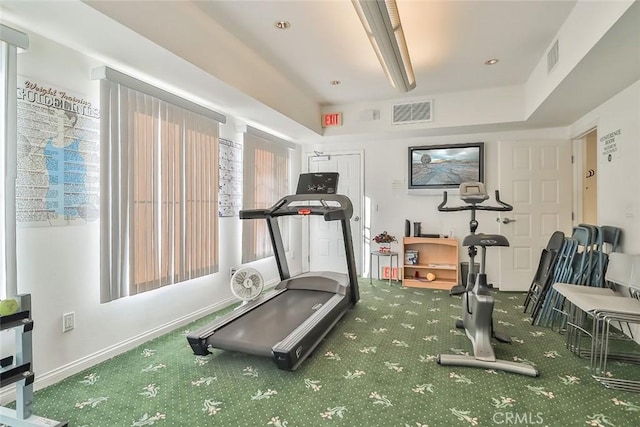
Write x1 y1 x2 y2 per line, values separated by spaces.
392 100 432 125
547 39 559 73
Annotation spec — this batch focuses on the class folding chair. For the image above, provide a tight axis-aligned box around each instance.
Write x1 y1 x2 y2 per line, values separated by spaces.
523 232 564 317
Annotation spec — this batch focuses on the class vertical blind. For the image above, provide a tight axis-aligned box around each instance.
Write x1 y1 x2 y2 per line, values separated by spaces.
242 130 291 263
0 25 29 299
95 67 225 302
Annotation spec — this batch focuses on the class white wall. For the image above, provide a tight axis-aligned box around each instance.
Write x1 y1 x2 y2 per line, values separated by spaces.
316 80 640 287
311 127 569 287
314 80 640 289
321 85 525 139
570 79 640 344
570 80 640 252
2 32 303 401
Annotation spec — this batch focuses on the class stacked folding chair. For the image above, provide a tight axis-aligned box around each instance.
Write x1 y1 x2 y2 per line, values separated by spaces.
596 225 622 286
523 231 564 319
532 225 622 328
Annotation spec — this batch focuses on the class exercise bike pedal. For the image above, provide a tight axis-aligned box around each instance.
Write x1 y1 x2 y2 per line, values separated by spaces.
493 331 512 344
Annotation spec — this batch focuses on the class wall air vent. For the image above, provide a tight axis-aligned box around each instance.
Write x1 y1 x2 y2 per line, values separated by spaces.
547 39 559 73
392 100 432 125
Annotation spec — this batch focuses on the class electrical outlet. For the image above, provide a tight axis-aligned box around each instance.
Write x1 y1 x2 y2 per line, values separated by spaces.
62 312 75 333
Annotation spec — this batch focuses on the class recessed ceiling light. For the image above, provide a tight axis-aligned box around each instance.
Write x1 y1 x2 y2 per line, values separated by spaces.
275 21 290 30
485 59 499 65
330 80 341 86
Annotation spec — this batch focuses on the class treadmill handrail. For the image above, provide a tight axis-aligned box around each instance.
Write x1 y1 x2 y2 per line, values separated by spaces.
240 194 353 221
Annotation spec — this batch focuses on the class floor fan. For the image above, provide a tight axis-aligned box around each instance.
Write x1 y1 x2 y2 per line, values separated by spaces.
230 267 264 306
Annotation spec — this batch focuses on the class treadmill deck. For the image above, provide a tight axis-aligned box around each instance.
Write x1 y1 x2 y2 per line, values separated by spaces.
208 289 335 356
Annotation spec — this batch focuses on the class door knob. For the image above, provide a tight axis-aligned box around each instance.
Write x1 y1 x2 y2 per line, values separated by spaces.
353 216 360 221
499 218 516 224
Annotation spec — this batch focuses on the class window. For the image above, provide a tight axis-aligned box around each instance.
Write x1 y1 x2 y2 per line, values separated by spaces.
94 67 225 302
242 128 292 263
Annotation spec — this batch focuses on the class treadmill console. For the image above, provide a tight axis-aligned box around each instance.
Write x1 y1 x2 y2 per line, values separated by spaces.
296 173 339 194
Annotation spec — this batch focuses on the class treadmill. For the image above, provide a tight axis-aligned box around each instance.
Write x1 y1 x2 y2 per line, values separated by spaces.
187 173 359 371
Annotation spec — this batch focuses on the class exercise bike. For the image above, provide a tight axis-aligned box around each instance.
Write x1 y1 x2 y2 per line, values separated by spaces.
439 182 495 296
436 182 539 377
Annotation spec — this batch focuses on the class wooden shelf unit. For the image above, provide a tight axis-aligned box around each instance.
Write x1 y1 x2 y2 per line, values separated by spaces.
402 237 459 290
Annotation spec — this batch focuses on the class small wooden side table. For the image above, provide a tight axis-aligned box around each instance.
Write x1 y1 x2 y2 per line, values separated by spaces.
370 251 399 286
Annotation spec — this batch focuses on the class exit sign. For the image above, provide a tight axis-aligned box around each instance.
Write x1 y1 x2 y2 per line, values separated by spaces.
322 112 342 128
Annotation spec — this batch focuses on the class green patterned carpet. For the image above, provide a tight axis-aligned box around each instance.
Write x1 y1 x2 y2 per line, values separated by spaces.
19 280 640 426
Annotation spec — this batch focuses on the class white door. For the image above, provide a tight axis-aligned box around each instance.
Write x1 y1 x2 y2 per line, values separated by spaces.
498 140 572 291
307 152 363 275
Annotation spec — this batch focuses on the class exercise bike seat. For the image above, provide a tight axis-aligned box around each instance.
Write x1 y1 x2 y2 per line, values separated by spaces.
463 233 509 248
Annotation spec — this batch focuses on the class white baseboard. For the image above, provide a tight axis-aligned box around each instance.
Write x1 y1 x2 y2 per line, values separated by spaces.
1 275 287 406
1 296 236 406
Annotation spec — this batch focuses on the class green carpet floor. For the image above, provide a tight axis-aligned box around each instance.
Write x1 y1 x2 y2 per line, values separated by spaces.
14 280 640 426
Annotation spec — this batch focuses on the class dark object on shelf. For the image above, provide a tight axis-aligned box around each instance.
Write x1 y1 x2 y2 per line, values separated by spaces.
413 222 421 237
404 220 410 237
405 250 419 265
420 233 440 238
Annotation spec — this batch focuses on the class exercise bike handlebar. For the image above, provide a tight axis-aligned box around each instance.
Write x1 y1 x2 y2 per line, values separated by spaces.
437 190 513 212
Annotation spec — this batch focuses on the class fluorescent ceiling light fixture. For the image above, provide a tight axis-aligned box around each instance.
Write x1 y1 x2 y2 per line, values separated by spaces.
352 0 416 92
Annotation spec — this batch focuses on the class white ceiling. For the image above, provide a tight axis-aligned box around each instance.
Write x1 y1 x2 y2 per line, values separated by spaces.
1 1 639 142
191 0 577 106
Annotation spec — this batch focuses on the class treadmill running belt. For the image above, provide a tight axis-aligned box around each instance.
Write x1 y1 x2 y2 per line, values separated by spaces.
208 289 335 356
